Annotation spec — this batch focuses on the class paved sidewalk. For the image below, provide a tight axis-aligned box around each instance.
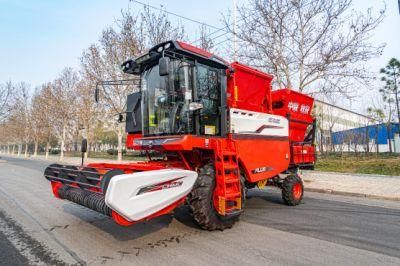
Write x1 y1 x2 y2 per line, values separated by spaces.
302 170 400 201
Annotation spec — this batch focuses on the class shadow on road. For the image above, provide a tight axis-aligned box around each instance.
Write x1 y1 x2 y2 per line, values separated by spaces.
62 204 179 241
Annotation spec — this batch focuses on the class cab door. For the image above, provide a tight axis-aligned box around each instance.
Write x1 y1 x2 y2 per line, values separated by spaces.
196 64 224 136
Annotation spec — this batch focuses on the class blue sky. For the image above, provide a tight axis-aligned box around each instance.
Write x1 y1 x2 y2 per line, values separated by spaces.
0 0 399 111
0 0 229 87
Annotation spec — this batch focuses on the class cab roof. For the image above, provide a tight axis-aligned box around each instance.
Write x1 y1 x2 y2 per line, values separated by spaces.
146 40 230 69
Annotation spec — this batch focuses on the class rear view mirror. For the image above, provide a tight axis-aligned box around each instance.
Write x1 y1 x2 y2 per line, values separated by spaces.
94 86 99 103
159 57 170 76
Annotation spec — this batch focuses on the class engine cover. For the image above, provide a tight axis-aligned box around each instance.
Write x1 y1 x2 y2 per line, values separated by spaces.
104 169 197 221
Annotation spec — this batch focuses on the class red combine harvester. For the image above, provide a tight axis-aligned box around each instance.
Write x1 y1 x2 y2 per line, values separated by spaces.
44 41 316 230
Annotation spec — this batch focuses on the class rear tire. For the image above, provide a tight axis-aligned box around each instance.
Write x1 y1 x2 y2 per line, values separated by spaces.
281 174 304 206
188 163 243 231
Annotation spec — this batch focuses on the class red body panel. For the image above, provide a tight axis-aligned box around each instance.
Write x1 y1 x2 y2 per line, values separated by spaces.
235 138 290 182
271 89 316 165
271 89 314 142
227 62 273 112
291 144 315 165
129 134 290 182
176 41 214 59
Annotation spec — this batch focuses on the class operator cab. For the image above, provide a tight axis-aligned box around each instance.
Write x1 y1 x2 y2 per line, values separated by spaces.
122 41 229 139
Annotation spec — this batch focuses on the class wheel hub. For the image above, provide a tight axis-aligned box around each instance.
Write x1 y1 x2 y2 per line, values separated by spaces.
292 183 303 200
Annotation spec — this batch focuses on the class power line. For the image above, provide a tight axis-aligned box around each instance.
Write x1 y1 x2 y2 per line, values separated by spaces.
130 0 221 30
130 0 249 55
213 37 234 48
192 26 230 45
192 12 256 46
198 31 231 46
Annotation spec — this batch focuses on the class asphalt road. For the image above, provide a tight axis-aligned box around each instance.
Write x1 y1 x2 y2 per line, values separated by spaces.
0 156 400 265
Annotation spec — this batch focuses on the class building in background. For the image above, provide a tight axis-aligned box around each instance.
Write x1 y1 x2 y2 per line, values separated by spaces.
313 100 400 153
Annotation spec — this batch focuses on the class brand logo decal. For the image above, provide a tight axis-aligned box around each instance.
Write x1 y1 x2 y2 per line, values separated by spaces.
137 177 184 194
268 117 280 124
288 102 310 114
252 166 274 174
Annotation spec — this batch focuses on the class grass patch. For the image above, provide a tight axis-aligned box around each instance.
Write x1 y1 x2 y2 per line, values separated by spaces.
315 153 400 176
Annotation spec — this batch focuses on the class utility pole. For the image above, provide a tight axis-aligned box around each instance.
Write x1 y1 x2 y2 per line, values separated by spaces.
233 0 237 61
398 0 400 15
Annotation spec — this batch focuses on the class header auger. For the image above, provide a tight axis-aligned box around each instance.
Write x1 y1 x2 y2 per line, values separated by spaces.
44 40 316 230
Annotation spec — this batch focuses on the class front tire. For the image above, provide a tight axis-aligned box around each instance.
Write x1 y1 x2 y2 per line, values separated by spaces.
188 163 242 231
281 174 304 206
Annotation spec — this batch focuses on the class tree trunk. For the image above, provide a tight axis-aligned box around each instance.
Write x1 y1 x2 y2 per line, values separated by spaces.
60 124 66 161
319 131 324 154
85 136 90 160
117 124 123 162
45 141 50 160
24 143 28 158
83 125 90 159
33 141 38 157
17 144 22 156
12 145 15 155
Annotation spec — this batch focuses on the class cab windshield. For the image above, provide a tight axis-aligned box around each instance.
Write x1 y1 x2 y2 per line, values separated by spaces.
141 60 194 136
141 58 224 137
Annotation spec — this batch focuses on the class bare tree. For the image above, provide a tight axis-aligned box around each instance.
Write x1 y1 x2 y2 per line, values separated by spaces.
196 24 215 51
0 82 18 154
314 102 339 153
80 7 186 161
81 29 138 162
139 6 186 47
75 79 101 158
0 82 14 121
228 0 385 95
29 85 54 157
6 83 32 157
48 68 79 161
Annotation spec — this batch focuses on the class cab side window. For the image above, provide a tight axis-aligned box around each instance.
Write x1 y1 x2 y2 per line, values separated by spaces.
197 64 221 135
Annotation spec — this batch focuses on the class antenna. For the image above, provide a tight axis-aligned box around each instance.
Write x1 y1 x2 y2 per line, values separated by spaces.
233 0 237 61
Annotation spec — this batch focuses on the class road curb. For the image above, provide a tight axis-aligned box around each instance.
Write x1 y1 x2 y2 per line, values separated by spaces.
305 188 400 201
302 170 400 179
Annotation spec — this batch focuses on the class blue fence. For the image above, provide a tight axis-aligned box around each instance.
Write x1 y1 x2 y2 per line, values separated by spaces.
332 123 400 145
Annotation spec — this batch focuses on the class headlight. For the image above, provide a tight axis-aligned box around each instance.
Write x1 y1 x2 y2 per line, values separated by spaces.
164 43 171 49
157 46 163 53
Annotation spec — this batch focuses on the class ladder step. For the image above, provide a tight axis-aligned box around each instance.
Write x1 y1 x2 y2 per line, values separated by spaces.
222 151 236 156
222 162 238 170
225 178 239 184
225 192 241 198
224 209 243 218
